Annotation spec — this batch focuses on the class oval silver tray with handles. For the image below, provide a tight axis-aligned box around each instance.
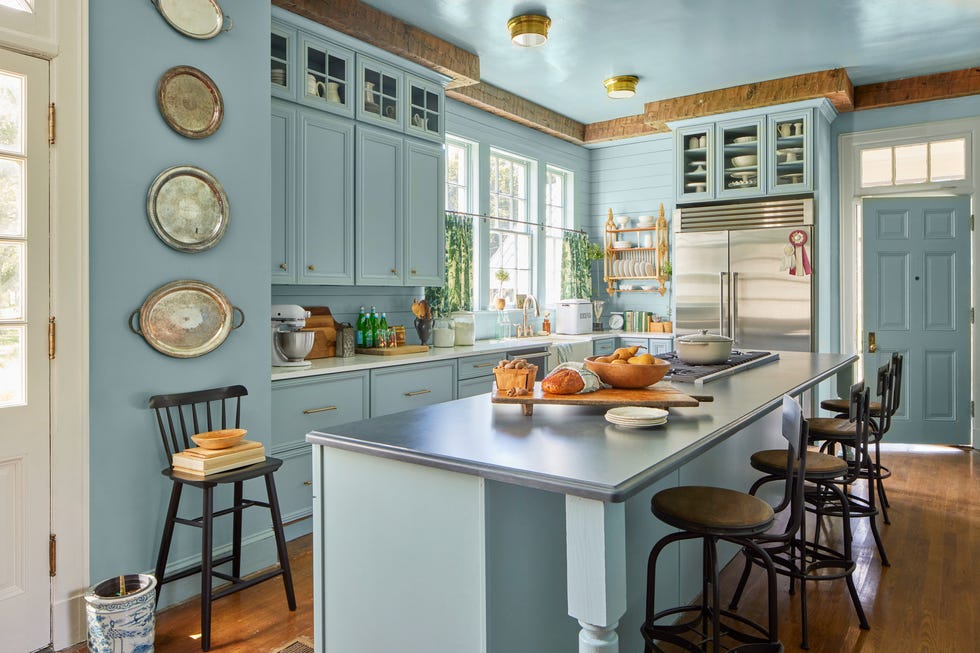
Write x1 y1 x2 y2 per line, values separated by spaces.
129 279 244 358
150 0 233 39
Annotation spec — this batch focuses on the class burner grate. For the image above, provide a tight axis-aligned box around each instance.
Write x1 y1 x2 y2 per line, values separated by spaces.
660 350 776 383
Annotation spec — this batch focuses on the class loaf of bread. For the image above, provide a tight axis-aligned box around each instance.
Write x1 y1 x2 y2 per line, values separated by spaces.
541 368 586 395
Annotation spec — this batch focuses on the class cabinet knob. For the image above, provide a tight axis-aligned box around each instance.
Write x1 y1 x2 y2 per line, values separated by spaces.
279 263 287 271
411 268 417 275
391 268 397 275
308 264 316 271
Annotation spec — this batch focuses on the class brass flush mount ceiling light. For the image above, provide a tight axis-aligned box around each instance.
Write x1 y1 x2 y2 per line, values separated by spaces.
508 14 551 47
603 75 639 99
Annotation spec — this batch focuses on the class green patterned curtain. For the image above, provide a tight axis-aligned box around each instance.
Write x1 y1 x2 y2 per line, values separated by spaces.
425 212 474 315
561 231 591 300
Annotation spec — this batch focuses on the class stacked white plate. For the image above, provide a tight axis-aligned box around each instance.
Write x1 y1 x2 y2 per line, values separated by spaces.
604 406 668 428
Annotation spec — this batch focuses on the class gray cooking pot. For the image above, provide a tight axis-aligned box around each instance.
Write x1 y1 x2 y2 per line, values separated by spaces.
675 329 733 365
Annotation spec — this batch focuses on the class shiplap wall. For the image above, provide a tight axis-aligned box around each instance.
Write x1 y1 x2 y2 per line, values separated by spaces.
587 133 675 322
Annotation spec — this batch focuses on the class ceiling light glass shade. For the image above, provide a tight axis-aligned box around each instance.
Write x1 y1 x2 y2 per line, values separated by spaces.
508 14 551 47
603 75 639 99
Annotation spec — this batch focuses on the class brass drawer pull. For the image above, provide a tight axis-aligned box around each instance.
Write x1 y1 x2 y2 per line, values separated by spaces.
473 362 497 368
303 405 338 415
303 480 313 486
404 389 431 397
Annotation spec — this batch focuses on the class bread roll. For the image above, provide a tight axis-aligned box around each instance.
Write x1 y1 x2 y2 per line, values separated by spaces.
541 368 586 395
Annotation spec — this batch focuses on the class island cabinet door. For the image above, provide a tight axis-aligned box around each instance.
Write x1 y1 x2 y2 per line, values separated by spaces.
356 124 403 285
297 108 355 284
403 137 445 287
370 360 456 417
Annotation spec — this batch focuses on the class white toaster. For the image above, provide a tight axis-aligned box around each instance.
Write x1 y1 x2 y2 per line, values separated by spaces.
555 299 593 335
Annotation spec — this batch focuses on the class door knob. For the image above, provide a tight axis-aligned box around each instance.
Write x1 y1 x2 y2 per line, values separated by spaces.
279 263 287 270
391 268 397 274
308 264 315 271
868 331 877 353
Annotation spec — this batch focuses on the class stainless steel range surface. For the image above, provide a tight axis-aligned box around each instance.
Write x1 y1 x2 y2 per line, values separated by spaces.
660 350 779 385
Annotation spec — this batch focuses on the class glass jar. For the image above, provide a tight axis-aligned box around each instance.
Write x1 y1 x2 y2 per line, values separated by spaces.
451 312 475 345
432 317 455 348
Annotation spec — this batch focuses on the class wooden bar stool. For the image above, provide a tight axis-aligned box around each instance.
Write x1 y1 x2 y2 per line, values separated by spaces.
732 382 871 649
819 353 902 523
149 385 296 651
807 365 891 567
641 396 805 653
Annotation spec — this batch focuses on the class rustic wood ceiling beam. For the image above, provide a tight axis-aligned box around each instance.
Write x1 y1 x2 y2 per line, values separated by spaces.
272 0 480 88
583 114 666 144
447 83 586 145
854 67 980 111
642 68 855 130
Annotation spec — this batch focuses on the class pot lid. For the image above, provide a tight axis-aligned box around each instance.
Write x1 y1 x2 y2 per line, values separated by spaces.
678 329 733 343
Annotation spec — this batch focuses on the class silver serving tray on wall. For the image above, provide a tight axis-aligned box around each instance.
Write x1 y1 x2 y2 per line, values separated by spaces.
150 0 232 40
157 65 224 139
147 164 229 252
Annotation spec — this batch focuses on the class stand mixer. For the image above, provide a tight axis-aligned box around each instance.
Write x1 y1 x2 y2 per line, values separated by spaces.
272 304 314 367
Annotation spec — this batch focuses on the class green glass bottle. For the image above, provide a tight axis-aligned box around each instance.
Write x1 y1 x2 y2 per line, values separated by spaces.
355 306 366 347
365 306 378 348
379 312 389 346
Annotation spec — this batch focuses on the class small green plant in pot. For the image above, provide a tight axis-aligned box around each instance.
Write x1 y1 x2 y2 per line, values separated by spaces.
493 269 510 310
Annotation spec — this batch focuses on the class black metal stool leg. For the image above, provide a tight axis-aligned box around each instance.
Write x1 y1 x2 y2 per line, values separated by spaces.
264 472 297 610
232 481 243 580
201 485 214 651
728 551 753 610
154 483 182 604
829 482 870 631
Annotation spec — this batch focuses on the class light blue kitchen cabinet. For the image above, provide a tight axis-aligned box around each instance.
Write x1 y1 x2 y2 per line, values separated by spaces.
620 336 674 356
270 20 296 102
355 124 403 285
298 108 355 284
404 138 445 287
458 353 504 381
714 116 766 200
370 360 456 417
675 124 714 202
271 371 370 448
271 100 297 282
356 54 405 131
297 30 355 119
593 338 617 357
406 74 444 142
276 448 316 539
766 109 812 195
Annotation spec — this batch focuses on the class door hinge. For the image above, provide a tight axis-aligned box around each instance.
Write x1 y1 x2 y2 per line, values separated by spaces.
972 401 975 418
48 316 55 360
971 214 975 232
48 102 55 145
49 534 56 577
972 307 975 325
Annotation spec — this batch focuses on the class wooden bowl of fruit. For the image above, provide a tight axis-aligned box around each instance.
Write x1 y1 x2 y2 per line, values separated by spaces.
584 346 670 389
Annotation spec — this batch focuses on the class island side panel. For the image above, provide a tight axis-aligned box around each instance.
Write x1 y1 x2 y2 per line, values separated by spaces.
315 446 487 653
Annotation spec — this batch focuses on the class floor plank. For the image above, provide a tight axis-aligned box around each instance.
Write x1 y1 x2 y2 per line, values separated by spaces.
63 445 977 652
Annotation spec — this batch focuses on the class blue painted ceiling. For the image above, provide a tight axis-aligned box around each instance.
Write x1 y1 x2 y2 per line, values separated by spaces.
361 0 980 123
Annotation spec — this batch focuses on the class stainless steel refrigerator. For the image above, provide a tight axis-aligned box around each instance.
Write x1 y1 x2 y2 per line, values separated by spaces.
673 200 814 352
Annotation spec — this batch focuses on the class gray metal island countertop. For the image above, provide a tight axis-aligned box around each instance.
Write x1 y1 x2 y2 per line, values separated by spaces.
306 351 856 502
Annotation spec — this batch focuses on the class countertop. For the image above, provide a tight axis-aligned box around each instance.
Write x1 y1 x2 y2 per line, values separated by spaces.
271 330 674 381
307 351 856 502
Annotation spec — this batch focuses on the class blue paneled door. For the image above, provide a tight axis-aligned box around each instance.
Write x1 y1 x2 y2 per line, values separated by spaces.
863 197 971 444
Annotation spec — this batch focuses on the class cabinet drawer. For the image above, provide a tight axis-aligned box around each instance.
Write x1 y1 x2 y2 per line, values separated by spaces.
649 338 674 355
272 371 369 448
271 447 314 525
619 337 650 351
371 360 456 417
593 338 617 357
457 352 504 380
457 375 493 399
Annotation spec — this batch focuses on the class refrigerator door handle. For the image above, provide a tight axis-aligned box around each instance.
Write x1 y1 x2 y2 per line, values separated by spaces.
731 272 739 344
719 272 727 335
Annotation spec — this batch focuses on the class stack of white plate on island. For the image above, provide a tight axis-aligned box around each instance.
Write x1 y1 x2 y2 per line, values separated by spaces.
604 406 668 428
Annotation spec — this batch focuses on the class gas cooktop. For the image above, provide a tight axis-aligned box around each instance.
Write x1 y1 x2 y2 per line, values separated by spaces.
660 350 779 385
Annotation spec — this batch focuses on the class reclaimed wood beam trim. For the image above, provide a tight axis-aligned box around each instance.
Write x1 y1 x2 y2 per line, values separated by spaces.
584 114 667 144
447 83 586 145
272 0 480 88
643 68 854 129
854 67 980 111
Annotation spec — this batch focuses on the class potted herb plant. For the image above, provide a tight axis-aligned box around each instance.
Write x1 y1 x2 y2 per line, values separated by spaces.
493 269 510 310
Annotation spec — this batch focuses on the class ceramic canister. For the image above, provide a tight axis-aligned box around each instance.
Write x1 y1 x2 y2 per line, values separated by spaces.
85 574 157 653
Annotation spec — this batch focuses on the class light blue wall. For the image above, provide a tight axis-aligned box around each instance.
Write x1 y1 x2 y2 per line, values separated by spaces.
89 1 272 599
587 134 675 321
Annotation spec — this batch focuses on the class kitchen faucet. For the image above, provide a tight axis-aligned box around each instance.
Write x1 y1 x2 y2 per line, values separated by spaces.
521 294 539 337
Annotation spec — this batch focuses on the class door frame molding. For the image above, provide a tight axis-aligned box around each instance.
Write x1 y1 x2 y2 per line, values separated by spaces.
838 116 978 448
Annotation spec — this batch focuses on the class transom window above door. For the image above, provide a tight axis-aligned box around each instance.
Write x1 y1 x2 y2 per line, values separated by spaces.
860 137 966 188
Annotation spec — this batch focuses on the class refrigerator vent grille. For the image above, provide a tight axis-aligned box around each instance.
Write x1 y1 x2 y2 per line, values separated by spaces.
674 197 813 232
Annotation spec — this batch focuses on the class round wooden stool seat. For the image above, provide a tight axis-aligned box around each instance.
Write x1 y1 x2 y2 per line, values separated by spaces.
807 416 858 438
652 486 774 536
750 448 848 480
820 397 882 415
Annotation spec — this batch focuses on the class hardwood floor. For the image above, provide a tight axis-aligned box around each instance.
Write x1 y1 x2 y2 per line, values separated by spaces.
63 445 976 652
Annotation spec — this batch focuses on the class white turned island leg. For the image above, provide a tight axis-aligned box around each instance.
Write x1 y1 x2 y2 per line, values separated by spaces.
565 496 627 653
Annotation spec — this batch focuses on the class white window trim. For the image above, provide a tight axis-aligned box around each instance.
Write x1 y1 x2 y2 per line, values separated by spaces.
445 134 477 214
488 148 535 308
544 165 573 305
838 116 977 445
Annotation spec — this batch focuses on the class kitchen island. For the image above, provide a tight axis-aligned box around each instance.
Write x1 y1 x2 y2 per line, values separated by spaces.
306 351 856 653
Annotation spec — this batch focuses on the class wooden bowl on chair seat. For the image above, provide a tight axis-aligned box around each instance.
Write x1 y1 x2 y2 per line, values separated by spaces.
191 428 247 449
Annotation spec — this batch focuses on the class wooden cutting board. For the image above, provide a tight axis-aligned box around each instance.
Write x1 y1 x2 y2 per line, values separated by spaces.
355 345 430 356
303 306 336 359
491 381 710 415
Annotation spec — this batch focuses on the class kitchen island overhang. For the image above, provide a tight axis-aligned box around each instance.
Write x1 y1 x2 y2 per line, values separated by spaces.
307 351 857 653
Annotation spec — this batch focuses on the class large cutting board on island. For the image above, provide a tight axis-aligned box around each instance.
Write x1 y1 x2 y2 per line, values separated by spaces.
491 382 711 416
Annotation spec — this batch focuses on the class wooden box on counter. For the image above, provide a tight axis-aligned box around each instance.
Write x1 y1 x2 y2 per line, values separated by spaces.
303 306 336 359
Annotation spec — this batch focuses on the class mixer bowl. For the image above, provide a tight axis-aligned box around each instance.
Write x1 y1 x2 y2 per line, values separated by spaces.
275 330 314 361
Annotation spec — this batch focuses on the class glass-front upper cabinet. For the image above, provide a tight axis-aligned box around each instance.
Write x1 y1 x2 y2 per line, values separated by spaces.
299 32 355 118
270 22 294 100
767 110 812 194
675 124 713 202
715 117 765 200
357 55 404 130
406 74 443 142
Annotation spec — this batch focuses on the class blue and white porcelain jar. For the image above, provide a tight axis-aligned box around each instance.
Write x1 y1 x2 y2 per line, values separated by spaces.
85 573 157 653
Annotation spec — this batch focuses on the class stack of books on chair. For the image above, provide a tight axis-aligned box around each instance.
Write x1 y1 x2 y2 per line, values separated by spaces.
171 440 266 477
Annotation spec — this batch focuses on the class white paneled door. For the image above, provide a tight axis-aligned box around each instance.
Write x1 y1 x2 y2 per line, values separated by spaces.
863 197 971 445
0 48 51 652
